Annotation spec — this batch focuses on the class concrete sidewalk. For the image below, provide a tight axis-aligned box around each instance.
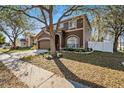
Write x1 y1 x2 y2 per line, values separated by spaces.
0 50 88 88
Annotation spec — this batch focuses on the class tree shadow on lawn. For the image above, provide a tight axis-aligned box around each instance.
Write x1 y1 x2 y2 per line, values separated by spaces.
53 58 105 88
62 52 124 72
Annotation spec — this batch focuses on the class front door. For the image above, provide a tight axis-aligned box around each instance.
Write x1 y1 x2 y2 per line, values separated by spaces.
55 35 60 50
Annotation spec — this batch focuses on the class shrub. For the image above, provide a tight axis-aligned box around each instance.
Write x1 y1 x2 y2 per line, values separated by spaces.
64 48 86 52
43 53 52 60
64 48 75 51
80 49 86 52
48 48 51 51
63 48 91 52
31 45 37 50
57 53 63 58
22 56 32 61
43 52 63 60
88 48 93 51
3 47 6 49
86 48 93 52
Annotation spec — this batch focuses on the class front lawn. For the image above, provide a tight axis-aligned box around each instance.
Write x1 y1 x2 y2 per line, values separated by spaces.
9 47 32 53
0 47 33 53
62 51 124 71
22 51 124 88
0 62 28 88
0 48 9 53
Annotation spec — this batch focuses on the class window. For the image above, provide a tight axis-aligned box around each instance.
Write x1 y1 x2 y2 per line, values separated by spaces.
63 22 68 30
53 25 57 31
77 18 83 28
69 21 73 29
60 23 63 29
73 19 77 28
69 20 76 29
67 36 79 48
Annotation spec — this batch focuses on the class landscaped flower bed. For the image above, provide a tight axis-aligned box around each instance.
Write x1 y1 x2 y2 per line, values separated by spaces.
62 48 93 54
43 52 63 60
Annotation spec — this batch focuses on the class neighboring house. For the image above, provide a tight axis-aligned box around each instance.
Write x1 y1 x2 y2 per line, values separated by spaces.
15 32 36 48
25 32 36 47
16 38 27 47
36 15 91 49
18 39 27 47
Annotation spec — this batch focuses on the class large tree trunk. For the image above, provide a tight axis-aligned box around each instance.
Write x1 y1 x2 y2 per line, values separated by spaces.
11 41 16 49
11 37 17 49
49 5 57 57
113 34 119 52
50 35 56 57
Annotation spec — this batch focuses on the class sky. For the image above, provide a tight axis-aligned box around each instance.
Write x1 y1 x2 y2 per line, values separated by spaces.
5 5 94 42
26 5 94 31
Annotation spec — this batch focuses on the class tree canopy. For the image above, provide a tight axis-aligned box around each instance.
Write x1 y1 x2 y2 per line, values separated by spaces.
0 6 32 48
0 32 5 44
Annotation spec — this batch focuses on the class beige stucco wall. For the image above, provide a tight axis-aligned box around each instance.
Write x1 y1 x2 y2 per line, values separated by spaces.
83 15 91 48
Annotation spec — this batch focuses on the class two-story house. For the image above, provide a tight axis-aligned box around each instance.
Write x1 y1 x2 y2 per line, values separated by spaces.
25 32 36 47
15 32 36 48
36 15 91 49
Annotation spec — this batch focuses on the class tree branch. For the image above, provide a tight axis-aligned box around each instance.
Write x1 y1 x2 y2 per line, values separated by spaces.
0 5 47 25
56 6 81 31
39 7 49 30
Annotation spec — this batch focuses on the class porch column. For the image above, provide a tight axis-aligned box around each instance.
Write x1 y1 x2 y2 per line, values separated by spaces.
59 35 62 50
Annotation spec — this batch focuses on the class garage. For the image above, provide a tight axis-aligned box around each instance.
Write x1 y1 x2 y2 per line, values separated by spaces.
38 40 50 49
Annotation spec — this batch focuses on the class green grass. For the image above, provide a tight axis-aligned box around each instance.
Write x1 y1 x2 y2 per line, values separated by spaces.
0 48 9 53
0 47 33 53
9 48 32 53
62 51 124 71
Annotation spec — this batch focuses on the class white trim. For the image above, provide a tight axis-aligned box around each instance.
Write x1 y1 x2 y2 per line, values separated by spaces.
44 31 50 35
55 33 61 36
66 35 80 48
65 28 83 32
36 30 50 38
38 37 50 41
68 19 77 29
66 35 80 41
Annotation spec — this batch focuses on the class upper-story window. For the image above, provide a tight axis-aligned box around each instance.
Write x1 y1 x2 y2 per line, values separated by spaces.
53 24 57 31
69 20 73 29
69 19 77 29
77 18 83 28
63 22 68 30
60 23 63 29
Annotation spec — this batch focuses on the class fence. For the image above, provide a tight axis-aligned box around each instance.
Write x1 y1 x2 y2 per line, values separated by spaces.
88 41 113 53
118 35 124 52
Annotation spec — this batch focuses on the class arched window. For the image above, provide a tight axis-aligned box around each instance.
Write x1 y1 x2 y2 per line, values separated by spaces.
67 36 79 48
